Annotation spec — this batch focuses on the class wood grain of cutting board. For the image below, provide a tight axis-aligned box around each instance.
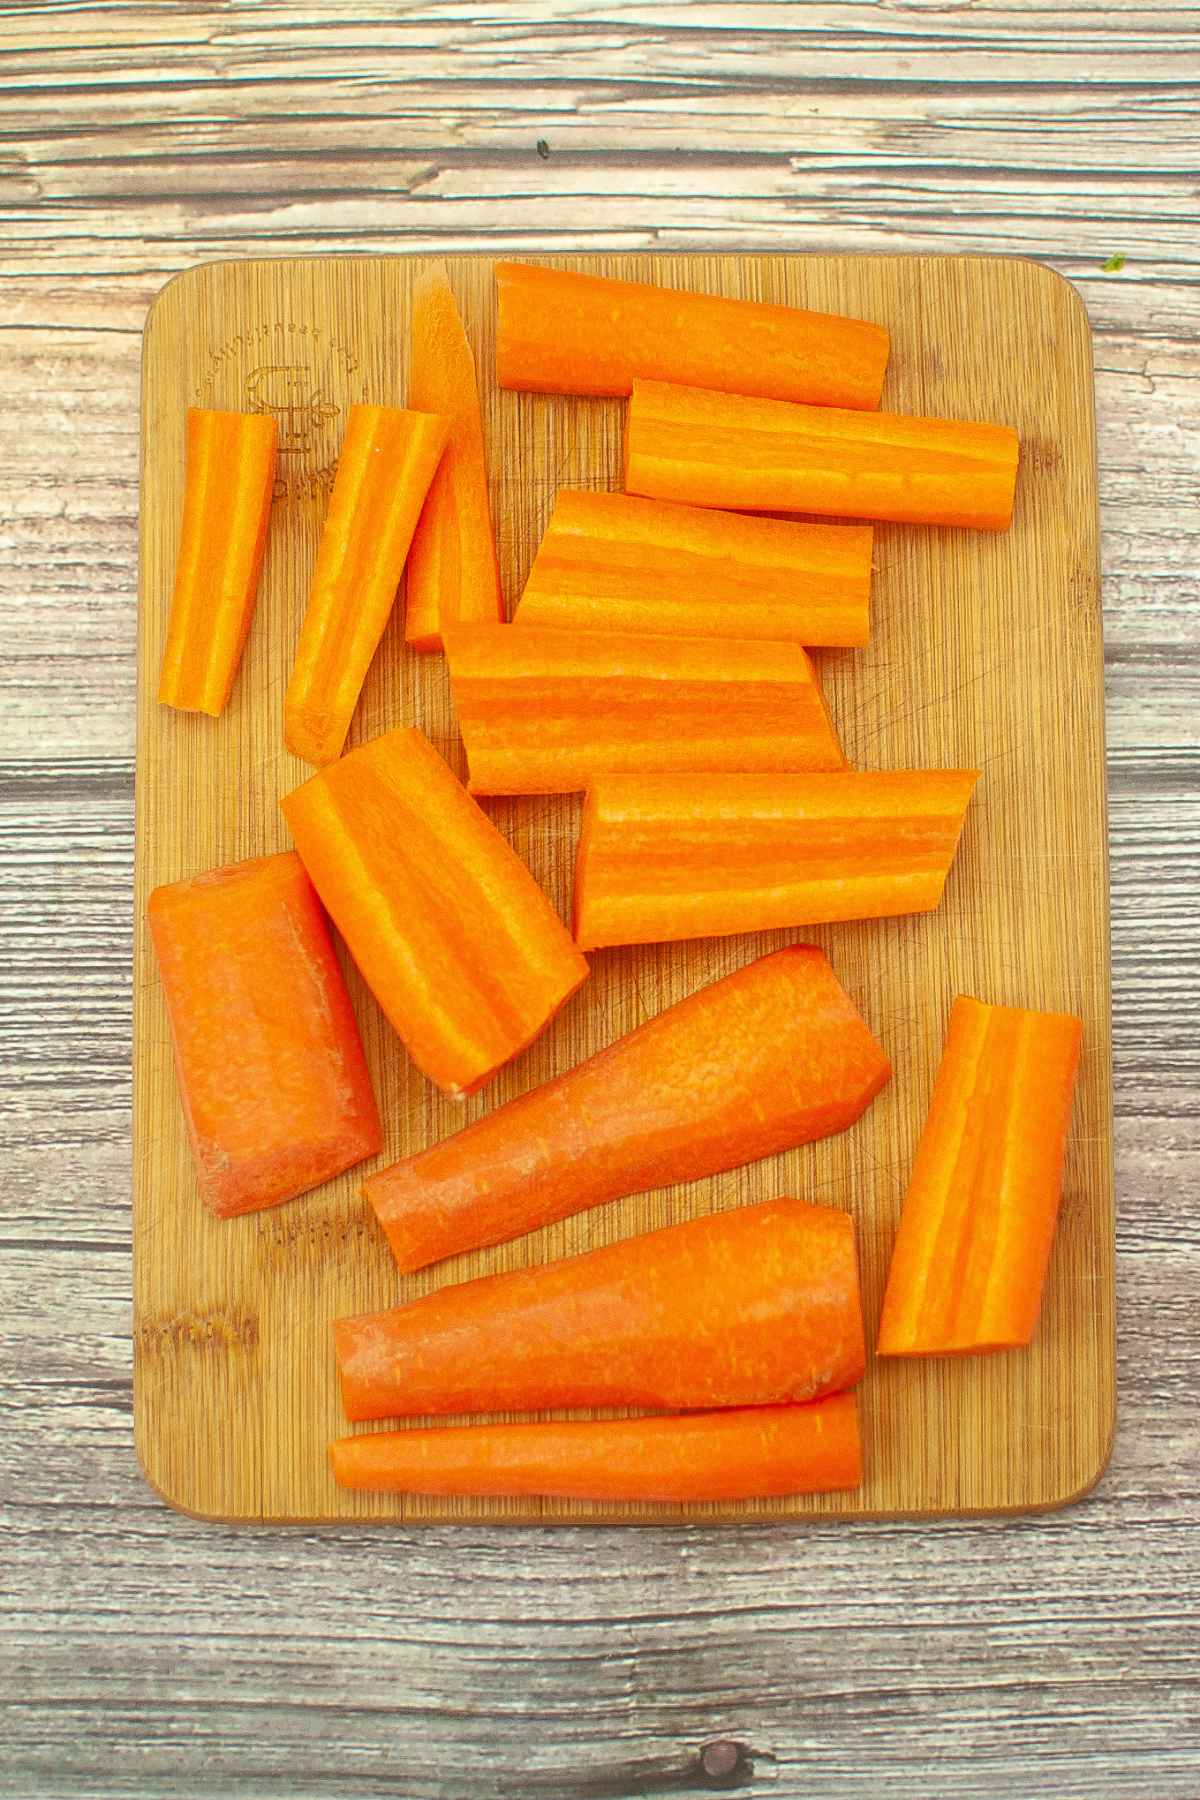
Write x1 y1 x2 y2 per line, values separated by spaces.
133 254 1113 1524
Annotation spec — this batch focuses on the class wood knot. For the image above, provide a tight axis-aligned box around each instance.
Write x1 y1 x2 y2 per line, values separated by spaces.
698 1738 753 1787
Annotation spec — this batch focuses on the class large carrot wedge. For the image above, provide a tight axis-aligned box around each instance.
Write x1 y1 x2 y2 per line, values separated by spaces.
444 623 846 796
158 408 277 716
281 727 589 1098
574 770 980 949
148 852 381 1217
335 1198 865 1420
330 1397 863 1501
513 490 873 648
284 404 448 766
625 378 1019 530
364 945 889 1271
495 261 889 409
405 265 503 651
877 996 1083 1356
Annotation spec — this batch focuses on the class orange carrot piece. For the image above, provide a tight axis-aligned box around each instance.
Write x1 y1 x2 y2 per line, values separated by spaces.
574 770 980 950
444 623 846 796
513 490 873 648
877 996 1083 1357
336 1198 865 1421
405 265 503 652
364 945 889 1271
147 851 381 1218
158 408 278 716
330 1396 863 1501
495 261 889 409
280 727 588 1099
284 404 448 766
625 379 1020 531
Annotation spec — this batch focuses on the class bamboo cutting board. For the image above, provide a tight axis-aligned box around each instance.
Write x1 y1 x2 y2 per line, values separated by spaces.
134 254 1113 1524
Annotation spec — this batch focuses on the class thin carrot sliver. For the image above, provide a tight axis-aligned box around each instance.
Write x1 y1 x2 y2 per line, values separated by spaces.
284 404 448 766
876 995 1083 1356
330 1396 863 1501
405 265 503 651
625 378 1020 531
158 408 278 716
514 490 873 648
335 1198 865 1421
495 261 889 408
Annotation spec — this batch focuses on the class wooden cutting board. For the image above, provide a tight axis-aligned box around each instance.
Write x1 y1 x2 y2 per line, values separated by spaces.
133 253 1114 1524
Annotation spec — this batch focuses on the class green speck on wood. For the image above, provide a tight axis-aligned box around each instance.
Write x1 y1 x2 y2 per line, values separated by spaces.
536 139 550 160
1101 253 1127 272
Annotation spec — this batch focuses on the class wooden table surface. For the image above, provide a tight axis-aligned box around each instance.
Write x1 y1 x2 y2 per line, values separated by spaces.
2 5 1197 1796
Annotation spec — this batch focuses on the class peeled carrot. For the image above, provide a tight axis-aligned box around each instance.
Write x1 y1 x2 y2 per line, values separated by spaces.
336 1197 865 1420
330 1396 862 1501
284 404 448 766
495 261 889 409
147 852 381 1218
364 945 889 1271
280 727 588 1098
574 770 980 950
404 265 503 652
513 490 873 648
444 623 846 796
877 996 1083 1357
158 408 278 715
625 379 1020 531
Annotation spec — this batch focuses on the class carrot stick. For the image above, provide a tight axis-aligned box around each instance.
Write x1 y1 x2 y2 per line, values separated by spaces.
513 490 873 648
330 1396 863 1501
158 408 278 716
444 623 846 796
336 1197 865 1420
495 261 889 409
284 404 448 766
404 265 503 652
574 770 980 950
877 996 1083 1357
147 851 381 1218
625 379 1020 531
280 727 589 1099
364 945 889 1271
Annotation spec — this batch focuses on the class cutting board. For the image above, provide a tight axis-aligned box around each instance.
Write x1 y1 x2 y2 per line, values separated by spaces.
134 254 1114 1524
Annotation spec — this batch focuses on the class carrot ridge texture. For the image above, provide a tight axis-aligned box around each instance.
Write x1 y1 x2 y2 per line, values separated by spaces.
147 851 381 1218
364 945 890 1271
444 623 846 796
625 379 1020 531
574 770 980 949
284 404 448 766
158 408 278 716
514 490 874 648
877 995 1083 1357
329 1396 863 1501
335 1198 865 1421
494 261 889 409
280 728 588 1098
405 265 503 651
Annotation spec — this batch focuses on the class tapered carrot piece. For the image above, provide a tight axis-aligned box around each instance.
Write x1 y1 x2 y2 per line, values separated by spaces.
495 261 889 409
284 404 448 766
574 770 980 950
147 852 381 1218
158 408 278 715
513 490 873 648
336 1198 865 1421
444 623 846 796
281 728 588 1099
405 265 503 652
625 379 1020 531
364 945 889 1271
330 1396 863 1501
877 996 1083 1357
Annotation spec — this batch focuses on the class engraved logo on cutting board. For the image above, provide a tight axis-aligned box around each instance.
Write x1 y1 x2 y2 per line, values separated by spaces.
193 322 364 499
